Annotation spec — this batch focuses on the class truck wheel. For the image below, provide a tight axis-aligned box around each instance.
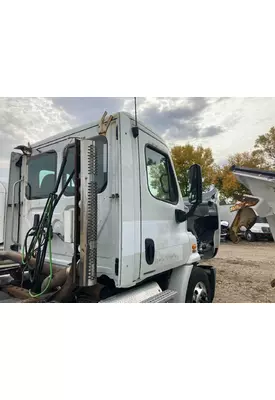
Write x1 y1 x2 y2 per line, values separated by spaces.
245 230 255 242
185 267 212 303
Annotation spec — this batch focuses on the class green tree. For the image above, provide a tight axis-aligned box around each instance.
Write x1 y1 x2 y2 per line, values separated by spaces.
214 151 268 200
146 155 168 200
171 144 216 196
254 126 275 167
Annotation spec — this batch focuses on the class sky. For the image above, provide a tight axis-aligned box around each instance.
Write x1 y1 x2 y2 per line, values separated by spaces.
0 97 275 183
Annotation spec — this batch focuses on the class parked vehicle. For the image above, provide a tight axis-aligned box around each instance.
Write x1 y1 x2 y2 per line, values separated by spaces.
0 111 220 303
240 216 273 242
230 166 275 244
229 165 275 287
219 204 237 227
220 220 229 242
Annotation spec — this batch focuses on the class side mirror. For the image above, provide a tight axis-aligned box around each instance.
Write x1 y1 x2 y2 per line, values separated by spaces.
175 164 203 224
188 164 203 205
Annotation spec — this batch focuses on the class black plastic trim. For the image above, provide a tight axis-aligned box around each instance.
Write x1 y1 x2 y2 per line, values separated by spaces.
115 258 119 276
132 126 139 138
175 209 187 223
33 214 40 229
62 144 75 197
10 244 20 252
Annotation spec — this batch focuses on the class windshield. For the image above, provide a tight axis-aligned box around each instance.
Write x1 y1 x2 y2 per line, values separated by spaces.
256 216 267 224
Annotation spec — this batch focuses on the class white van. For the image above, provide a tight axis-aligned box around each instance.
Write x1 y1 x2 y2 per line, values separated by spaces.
240 216 273 242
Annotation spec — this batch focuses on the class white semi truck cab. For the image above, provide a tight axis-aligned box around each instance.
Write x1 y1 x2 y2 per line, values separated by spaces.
0 112 220 303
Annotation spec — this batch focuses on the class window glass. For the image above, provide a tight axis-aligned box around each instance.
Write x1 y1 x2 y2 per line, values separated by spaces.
256 216 267 224
145 147 178 203
26 152 57 200
63 146 76 196
63 136 108 196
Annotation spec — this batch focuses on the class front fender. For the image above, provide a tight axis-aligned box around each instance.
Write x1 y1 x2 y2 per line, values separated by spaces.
168 264 194 303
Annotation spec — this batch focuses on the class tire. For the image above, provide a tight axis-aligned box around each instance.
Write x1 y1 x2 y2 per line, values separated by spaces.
185 267 212 303
245 230 256 242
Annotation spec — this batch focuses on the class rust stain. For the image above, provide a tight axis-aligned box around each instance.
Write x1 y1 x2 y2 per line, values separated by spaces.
2 285 31 300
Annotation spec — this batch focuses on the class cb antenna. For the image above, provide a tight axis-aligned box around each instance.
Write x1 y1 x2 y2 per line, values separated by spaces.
132 97 139 138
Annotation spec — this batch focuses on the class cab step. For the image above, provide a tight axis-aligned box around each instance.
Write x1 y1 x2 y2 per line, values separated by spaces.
141 289 177 303
100 282 175 303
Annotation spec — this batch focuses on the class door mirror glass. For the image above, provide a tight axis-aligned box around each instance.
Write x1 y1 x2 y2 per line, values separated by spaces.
188 164 203 205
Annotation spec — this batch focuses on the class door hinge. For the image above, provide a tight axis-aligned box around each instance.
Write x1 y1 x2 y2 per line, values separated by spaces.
116 125 119 140
16 156 23 167
109 193 119 199
115 258 119 276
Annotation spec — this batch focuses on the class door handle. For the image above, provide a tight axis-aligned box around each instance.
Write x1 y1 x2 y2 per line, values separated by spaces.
145 238 155 265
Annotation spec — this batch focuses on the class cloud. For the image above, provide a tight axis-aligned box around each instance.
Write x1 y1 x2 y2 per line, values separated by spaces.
201 125 225 137
2 97 275 181
122 97 275 165
0 97 75 180
186 97 275 163
52 97 128 124
122 97 225 140
53 97 275 166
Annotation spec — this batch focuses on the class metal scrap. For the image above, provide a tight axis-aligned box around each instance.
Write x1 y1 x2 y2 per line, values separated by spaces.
99 111 113 136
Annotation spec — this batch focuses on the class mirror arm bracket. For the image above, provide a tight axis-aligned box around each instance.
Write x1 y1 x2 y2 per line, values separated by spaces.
175 204 198 224
175 209 187 223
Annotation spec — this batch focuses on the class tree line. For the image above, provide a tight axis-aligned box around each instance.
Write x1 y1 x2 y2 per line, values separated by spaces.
171 126 275 201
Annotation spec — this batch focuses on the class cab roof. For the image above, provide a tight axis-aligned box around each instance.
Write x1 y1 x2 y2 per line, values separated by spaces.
30 111 166 150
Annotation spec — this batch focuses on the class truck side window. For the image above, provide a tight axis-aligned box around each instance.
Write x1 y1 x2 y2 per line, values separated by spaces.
26 152 57 200
63 146 76 196
145 146 178 204
63 137 108 196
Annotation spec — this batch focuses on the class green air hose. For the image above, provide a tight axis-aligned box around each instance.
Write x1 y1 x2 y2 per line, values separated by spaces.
22 165 75 298
22 201 54 298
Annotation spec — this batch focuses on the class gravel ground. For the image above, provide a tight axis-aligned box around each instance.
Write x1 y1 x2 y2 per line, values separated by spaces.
210 240 275 303
1 241 275 303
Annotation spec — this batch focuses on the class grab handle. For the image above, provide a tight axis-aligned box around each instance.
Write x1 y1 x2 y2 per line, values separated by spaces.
11 179 23 244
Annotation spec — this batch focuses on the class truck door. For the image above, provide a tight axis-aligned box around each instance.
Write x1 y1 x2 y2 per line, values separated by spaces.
138 128 192 278
187 188 220 259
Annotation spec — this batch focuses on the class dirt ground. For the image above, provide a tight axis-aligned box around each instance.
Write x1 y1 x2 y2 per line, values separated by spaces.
210 240 275 303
